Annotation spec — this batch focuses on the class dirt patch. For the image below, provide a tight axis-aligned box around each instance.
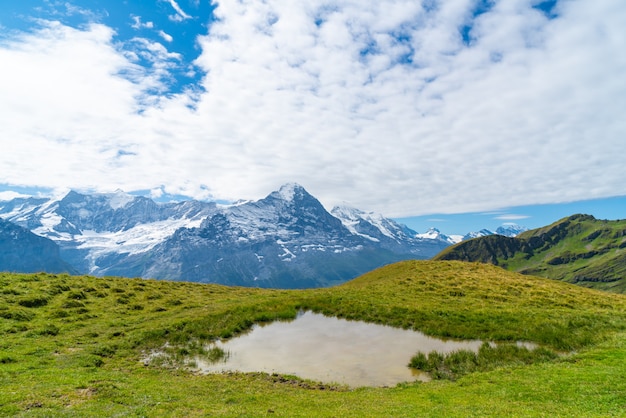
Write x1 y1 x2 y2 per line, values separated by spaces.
76 387 98 398
234 371 351 392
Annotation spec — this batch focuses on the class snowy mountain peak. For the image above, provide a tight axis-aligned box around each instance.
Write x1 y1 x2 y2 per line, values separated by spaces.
416 227 441 239
462 224 527 240
495 224 528 237
330 204 368 221
416 227 461 244
463 229 495 240
273 183 307 201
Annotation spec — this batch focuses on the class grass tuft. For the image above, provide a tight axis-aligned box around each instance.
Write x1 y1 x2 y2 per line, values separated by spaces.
17 296 49 308
409 342 559 380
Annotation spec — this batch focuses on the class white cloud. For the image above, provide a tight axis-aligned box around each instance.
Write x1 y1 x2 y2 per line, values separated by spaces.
0 21 180 191
158 30 173 42
166 0 192 22
495 214 531 221
150 187 164 199
131 15 154 30
0 191 30 201
1 0 625 217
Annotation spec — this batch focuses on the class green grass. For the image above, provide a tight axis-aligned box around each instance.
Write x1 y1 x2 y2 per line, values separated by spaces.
1 261 626 416
409 343 559 381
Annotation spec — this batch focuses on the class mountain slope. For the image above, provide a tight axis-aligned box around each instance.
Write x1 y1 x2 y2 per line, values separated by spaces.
434 214 626 293
331 206 452 255
0 218 76 274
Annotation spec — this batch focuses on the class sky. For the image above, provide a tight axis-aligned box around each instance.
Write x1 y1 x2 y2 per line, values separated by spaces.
396 194 626 235
1 0 625 232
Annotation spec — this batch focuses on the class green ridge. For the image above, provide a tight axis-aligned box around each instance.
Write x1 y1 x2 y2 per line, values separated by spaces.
435 214 626 293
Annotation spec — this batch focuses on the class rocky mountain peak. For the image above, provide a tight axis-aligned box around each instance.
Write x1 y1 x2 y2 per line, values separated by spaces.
266 183 315 205
274 183 306 200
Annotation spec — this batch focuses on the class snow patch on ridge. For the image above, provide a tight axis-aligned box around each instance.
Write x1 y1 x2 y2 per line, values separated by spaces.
275 183 302 201
331 205 396 240
75 218 204 256
33 212 72 240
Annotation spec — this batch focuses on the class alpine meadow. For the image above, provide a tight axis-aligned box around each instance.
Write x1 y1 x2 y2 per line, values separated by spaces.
2 260 626 416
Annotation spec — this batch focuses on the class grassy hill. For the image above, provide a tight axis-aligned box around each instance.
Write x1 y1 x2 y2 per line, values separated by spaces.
435 214 626 293
1 261 626 416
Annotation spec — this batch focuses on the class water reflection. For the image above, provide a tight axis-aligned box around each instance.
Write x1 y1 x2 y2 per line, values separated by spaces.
195 311 483 387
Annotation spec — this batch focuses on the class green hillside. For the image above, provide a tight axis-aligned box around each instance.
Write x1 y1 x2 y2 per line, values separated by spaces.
435 214 626 293
1 261 626 416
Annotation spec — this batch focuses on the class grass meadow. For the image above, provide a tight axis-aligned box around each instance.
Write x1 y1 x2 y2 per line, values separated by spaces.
1 260 626 416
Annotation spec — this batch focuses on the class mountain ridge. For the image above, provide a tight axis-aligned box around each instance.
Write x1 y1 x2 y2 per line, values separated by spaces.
434 214 626 293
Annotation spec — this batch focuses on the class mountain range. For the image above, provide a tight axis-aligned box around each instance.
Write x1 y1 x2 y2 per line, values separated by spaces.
0 183 524 288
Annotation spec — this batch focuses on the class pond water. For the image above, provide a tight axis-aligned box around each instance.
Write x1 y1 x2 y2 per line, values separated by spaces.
194 311 484 387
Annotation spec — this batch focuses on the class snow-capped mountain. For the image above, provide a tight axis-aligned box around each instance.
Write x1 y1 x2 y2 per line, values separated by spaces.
462 224 527 241
495 224 528 237
0 184 447 288
0 190 217 273
331 206 452 254
108 184 453 287
462 229 496 241
331 205 414 243
415 227 463 245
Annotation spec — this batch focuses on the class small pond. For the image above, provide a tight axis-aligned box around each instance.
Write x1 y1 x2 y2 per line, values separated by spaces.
194 311 484 387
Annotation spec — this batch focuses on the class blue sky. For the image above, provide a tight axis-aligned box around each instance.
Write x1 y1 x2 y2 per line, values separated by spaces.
0 0 214 97
0 0 625 233
396 195 626 236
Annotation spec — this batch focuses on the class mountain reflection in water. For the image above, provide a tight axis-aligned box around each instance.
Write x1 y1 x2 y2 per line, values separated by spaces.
194 311 483 387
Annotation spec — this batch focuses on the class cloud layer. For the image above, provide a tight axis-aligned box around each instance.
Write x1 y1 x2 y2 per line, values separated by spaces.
1 0 625 216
